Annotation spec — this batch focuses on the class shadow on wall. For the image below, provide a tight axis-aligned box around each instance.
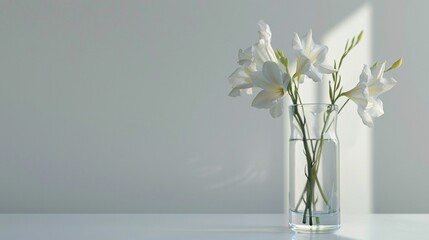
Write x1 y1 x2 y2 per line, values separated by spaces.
186 155 270 189
372 0 429 213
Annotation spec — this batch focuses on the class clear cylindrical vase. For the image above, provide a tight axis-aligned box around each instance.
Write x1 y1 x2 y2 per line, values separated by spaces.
288 104 340 233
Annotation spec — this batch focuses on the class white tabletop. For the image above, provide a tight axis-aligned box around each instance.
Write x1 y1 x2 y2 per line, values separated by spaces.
0 214 428 239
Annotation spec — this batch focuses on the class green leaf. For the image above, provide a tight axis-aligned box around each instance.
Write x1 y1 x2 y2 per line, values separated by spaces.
281 57 290 74
349 37 355 51
357 30 364 43
385 58 403 72
275 50 284 60
336 75 342 89
292 73 298 79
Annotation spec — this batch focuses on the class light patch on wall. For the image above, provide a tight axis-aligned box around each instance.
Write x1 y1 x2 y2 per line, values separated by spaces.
284 2 373 214
322 2 373 214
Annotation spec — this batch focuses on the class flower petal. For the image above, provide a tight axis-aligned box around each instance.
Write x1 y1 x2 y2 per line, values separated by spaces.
369 77 397 96
228 88 241 97
292 33 302 51
303 29 314 55
228 67 252 87
381 77 397 91
310 43 328 63
344 84 369 107
257 20 271 41
250 70 277 90
251 90 279 109
262 61 283 85
358 105 374 128
283 74 291 89
306 65 323 82
269 99 284 118
252 40 277 68
295 55 311 76
367 98 384 118
241 88 253 95
238 47 253 66
318 63 336 74
228 84 253 97
359 65 371 83
371 62 386 80
233 82 254 90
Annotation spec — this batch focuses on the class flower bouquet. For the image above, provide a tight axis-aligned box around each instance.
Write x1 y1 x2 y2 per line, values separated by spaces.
228 20 401 233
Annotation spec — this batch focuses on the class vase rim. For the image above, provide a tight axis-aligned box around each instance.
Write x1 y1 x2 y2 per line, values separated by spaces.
289 103 338 112
289 103 338 107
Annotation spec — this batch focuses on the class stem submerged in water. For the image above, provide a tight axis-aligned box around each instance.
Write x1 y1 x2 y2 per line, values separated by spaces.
291 106 336 226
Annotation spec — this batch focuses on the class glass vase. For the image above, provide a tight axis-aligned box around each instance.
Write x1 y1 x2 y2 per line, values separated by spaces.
288 104 340 233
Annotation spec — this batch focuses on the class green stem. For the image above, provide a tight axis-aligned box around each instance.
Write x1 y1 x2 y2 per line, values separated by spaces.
297 93 315 153
292 108 336 224
315 175 330 209
338 98 350 114
292 110 314 225
294 172 331 212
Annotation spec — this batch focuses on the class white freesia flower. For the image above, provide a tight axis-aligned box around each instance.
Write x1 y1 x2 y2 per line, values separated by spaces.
228 47 257 97
253 20 278 67
343 62 397 127
228 68 255 97
229 20 278 97
293 29 336 82
250 61 290 118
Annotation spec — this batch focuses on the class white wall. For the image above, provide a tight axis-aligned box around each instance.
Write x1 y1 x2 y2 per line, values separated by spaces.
0 0 426 213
